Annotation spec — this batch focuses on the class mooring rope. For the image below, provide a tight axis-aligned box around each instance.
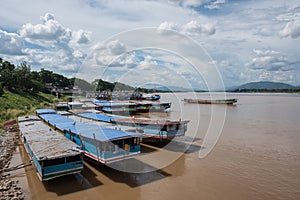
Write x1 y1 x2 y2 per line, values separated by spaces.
0 161 32 173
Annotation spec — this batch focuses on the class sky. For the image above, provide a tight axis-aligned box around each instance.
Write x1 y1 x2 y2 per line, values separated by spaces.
0 0 299 90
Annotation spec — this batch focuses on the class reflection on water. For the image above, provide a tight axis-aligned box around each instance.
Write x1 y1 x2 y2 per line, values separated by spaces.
16 93 300 200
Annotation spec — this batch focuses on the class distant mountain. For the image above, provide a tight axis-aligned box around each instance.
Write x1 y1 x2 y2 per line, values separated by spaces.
229 81 296 92
156 86 193 92
143 83 208 92
142 84 186 92
136 81 300 93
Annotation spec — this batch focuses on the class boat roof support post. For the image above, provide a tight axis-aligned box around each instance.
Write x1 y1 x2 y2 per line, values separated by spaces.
93 133 100 162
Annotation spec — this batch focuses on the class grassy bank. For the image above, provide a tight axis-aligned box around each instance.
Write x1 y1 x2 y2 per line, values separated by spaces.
0 90 58 128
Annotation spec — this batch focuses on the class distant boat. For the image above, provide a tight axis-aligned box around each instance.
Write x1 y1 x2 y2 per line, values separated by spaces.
144 94 161 101
183 98 237 105
130 93 161 101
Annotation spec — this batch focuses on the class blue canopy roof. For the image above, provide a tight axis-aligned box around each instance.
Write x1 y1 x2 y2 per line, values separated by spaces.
36 109 57 115
36 109 140 142
78 112 114 123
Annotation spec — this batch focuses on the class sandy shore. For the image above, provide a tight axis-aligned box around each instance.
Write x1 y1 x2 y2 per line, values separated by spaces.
0 125 25 200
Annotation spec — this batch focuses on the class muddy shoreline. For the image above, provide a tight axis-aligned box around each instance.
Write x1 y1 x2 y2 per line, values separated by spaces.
0 125 25 200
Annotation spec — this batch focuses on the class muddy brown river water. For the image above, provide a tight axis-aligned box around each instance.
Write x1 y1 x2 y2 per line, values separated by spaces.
12 92 300 200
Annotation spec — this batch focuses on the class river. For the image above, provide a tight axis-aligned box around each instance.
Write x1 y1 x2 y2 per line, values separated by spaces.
14 92 300 200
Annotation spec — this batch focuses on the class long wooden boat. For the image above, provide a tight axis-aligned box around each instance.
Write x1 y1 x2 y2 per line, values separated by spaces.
36 109 141 164
114 117 189 142
183 98 237 104
68 110 189 142
18 115 83 181
93 100 137 115
92 99 171 114
130 93 161 101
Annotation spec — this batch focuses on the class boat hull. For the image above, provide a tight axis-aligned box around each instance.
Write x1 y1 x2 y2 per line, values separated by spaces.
183 98 237 104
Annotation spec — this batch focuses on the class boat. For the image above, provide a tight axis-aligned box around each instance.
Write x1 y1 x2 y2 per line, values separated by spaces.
91 99 171 114
144 94 161 101
18 115 83 181
130 93 161 101
36 109 141 164
183 98 237 105
132 101 171 112
92 100 136 115
68 110 189 143
113 117 189 142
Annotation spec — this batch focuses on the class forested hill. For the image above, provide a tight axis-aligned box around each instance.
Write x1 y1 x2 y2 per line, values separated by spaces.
0 58 148 127
0 58 145 96
229 81 299 92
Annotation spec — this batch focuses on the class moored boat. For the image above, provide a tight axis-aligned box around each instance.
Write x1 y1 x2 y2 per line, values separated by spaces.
36 109 141 164
113 117 189 142
130 93 161 101
91 99 171 114
68 110 189 143
18 116 83 181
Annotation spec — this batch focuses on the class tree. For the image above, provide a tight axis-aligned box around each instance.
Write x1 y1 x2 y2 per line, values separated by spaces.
30 79 44 93
69 78 94 91
96 79 114 91
0 59 16 90
14 62 31 91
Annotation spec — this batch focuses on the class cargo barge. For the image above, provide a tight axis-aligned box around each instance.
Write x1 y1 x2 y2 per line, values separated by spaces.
18 116 83 181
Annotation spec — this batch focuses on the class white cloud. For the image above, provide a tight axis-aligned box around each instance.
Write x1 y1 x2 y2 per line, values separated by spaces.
107 40 126 55
169 0 216 8
157 20 216 36
0 30 24 55
181 20 216 36
13 13 91 74
40 12 55 23
247 49 296 72
72 29 90 44
89 40 127 67
20 13 72 44
139 55 158 70
181 0 206 7
72 50 86 59
118 52 140 68
258 71 295 83
279 20 300 38
157 21 179 34
205 0 226 10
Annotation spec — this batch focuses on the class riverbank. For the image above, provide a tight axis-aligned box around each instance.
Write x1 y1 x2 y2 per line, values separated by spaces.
0 125 25 200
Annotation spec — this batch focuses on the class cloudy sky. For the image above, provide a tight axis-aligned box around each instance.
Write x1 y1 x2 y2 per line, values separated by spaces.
0 0 299 89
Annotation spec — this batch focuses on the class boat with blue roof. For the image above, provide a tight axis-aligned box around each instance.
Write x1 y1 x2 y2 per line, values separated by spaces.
36 109 141 164
92 99 171 114
68 109 189 142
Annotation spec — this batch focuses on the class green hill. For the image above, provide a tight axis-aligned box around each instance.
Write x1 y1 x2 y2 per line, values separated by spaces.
229 81 299 92
237 81 295 90
0 90 57 128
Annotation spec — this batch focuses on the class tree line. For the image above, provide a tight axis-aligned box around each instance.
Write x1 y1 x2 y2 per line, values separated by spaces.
0 58 74 95
0 58 153 97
